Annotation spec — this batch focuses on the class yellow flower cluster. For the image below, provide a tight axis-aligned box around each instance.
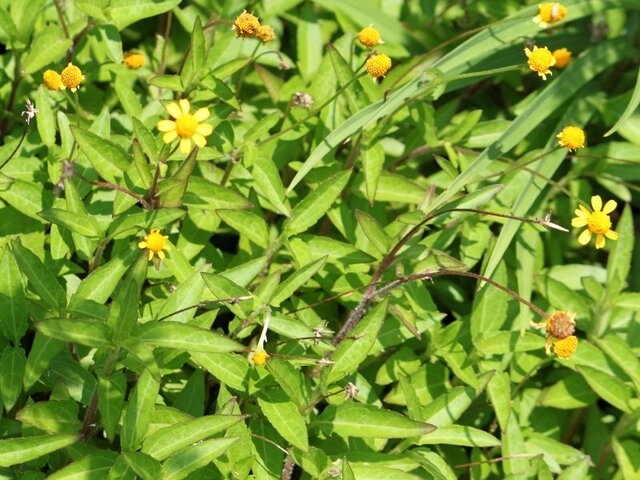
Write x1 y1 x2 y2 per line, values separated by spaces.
157 98 213 154
233 10 276 43
356 26 392 79
43 63 85 92
531 311 578 359
123 51 144 69
533 2 568 28
138 229 170 261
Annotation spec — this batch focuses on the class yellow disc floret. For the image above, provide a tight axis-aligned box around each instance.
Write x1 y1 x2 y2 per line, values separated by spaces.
533 3 568 27
157 98 213 154
553 48 571 68
256 25 275 43
138 229 170 261
123 51 144 69
233 10 260 38
359 26 382 47
571 195 619 249
557 125 585 151
250 350 270 366
43 70 64 91
60 63 85 92
553 335 578 359
525 46 556 80
366 53 392 79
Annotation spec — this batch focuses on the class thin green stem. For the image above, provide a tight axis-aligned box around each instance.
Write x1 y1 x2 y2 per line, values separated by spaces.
0 124 29 170
236 41 261 97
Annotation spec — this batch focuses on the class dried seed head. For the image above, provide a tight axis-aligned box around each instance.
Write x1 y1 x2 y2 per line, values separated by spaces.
546 311 576 339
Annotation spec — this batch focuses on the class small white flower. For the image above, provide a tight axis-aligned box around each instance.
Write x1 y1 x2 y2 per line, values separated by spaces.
21 98 38 125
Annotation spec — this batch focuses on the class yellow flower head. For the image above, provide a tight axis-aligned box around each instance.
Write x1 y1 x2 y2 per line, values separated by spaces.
250 349 269 366
256 25 275 43
553 335 578 359
157 98 213 154
123 51 144 69
359 26 382 47
366 53 392 79
43 70 64 91
138 229 170 261
533 3 568 27
553 48 572 68
525 46 556 80
60 63 85 92
233 10 260 38
557 125 585 151
531 311 578 359
572 195 619 249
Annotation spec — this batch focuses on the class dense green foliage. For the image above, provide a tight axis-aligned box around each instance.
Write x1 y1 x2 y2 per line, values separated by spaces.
0 0 639 478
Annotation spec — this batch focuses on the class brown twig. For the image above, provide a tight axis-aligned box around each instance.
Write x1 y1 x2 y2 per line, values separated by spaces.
75 172 149 208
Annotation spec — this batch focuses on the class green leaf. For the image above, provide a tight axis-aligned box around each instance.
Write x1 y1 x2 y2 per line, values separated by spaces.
270 256 327 307
285 170 351 236
10 0 45 44
97 24 123 64
362 143 385 205
34 86 56 146
217 209 269 248
13 238 66 312
191 352 249 391
161 437 239 480
576 364 632 413
417 425 499 447
267 358 309 408
0 346 25 411
252 154 291 217
317 402 435 439
183 176 252 211
0 247 28 343
0 434 78 467
70 248 136 304
36 319 114 348
296 4 322 80
605 66 640 136
16 400 81 434
593 334 640 392
356 210 391 255
71 126 130 183
486 371 510 431
606 203 634 299
115 75 143 118
22 25 72 74
157 147 199 208
98 371 126 442
121 452 161 480
106 0 181 31
539 372 598 409
149 74 183 91
23 333 64 389
180 16 205 87
38 208 104 238
258 390 309 451
327 300 388 384
134 322 244 353
142 415 245 460
121 368 161 451
47 451 117 480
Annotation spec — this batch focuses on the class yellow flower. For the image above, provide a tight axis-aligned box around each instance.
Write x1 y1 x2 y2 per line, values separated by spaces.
256 25 275 43
525 46 556 80
359 26 382 47
531 311 578 359
366 53 392 79
123 51 144 69
553 335 578 359
156 98 213 154
250 349 269 366
233 10 260 38
552 48 571 68
557 125 585 151
572 195 619 249
60 63 85 92
533 3 568 27
43 70 64 91
138 229 170 261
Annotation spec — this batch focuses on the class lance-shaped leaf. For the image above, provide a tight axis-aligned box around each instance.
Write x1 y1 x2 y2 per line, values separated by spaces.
38 208 104 239
0 434 79 467
270 256 327 307
36 319 114 348
71 126 129 183
134 322 244 353
258 390 309 451
0 247 27 343
157 147 199 208
161 437 239 480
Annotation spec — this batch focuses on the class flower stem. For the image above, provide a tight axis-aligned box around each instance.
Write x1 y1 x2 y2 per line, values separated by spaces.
236 41 261 97
0 124 29 171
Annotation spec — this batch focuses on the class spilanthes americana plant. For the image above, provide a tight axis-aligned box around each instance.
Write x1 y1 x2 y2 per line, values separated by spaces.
0 1 637 479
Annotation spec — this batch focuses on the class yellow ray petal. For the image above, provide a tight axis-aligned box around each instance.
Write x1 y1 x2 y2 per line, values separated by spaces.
196 123 213 136
574 208 588 218
158 250 165 260
591 195 602 212
179 98 190 114
179 138 192 154
192 133 206 148
595 234 605 249
602 199 617 214
163 131 178 144
578 229 591 245
193 108 210 122
571 217 587 227
157 120 176 132
166 102 182 119
605 230 619 240
138 241 147 249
